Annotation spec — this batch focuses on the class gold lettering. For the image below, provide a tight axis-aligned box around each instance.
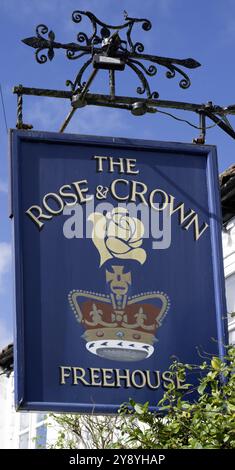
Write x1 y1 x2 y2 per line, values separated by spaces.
146 370 161 389
109 157 125 173
59 184 78 206
110 179 129 201
59 366 187 391
126 159 139 174
102 368 115 387
89 368 102 386
93 156 108 172
149 189 169 211
131 370 147 388
26 205 52 230
130 181 148 205
60 366 72 384
176 373 186 389
169 195 208 241
72 180 92 204
94 156 139 174
115 368 131 387
162 370 174 390
183 214 209 241
72 367 90 386
43 192 64 215
169 195 195 225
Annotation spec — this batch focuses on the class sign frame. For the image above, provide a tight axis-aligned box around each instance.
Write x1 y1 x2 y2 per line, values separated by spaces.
10 129 228 413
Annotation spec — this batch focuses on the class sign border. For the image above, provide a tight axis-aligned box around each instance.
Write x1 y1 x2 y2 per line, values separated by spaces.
10 129 228 413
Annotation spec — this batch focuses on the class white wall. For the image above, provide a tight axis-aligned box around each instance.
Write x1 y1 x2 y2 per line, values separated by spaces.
222 216 235 344
0 373 15 448
0 372 58 449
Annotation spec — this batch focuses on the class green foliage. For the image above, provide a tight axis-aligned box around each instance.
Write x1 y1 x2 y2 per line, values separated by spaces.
48 347 235 449
116 346 235 449
49 414 124 449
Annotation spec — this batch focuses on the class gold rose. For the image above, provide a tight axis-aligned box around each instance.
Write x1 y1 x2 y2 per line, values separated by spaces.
88 208 147 267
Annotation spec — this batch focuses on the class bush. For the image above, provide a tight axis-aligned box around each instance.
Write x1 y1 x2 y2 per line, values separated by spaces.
49 347 235 449
116 346 235 449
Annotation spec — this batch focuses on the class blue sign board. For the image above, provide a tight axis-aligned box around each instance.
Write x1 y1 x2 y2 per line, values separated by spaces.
11 130 227 413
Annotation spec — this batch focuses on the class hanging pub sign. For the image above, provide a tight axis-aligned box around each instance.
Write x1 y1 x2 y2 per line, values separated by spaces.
11 130 227 413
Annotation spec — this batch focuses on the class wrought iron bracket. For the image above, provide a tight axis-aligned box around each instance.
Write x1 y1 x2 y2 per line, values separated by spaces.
22 10 201 100
13 85 235 141
15 85 33 130
16 10 235 141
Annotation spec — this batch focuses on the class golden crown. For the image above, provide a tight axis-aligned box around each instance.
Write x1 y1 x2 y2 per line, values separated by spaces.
68 266 170 362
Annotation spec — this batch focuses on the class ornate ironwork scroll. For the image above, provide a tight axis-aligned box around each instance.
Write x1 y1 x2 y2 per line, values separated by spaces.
19 9 235 141
22 10 200 99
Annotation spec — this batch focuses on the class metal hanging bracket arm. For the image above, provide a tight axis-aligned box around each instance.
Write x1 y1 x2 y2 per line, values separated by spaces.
16 9 235 140
15 85 33 130
22 10 201 99
12 85 235 140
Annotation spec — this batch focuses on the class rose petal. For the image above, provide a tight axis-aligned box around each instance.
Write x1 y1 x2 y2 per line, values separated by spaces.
119 216 131 232
112 213 125 225
129 239 143 248
107 220 131 241
130 217 145 242
111 207 128 216
126 216 136 237
88 212 113 266
106 237 131 254
115 248 147 265
112 213 131 233
88 212 106 240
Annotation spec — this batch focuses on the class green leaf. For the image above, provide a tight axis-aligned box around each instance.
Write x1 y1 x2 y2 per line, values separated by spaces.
134 403 145 414
193 441 203 449
129 399 136 407
211 356 221 370
227 402 235 412
142 401 149 412
198 382 207 395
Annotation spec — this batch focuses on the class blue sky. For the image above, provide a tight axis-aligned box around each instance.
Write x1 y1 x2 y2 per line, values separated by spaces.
0 0 235 349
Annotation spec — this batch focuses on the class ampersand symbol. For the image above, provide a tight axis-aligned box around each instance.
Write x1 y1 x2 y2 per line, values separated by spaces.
96 185 109 200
